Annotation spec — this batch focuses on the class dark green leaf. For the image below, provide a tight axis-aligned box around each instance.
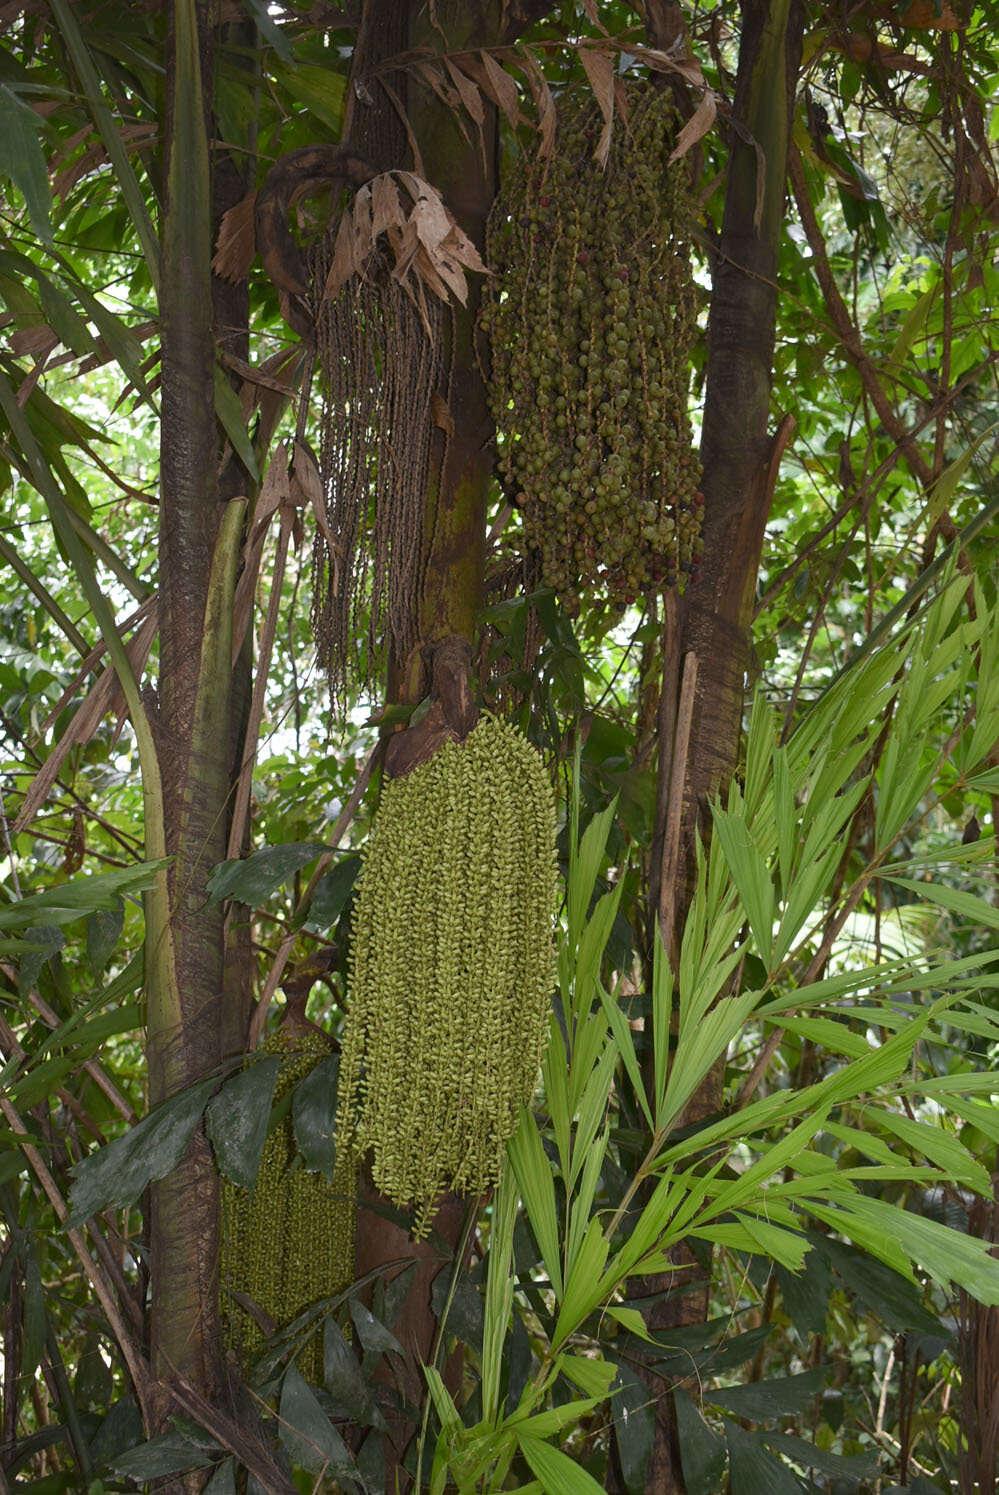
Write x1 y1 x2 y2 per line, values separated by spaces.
763 1433 878 1483
306 854 361 930
349 1299 402 1358
202 1457 237 1495
323 1319 380 1424
74 1331 114 1410
18 925 63 994
278 1365 356 1478
206 843 327 905
22 1238 45 1382
776 1250 832 1337
0 84 52 243
726 1423 804 1495
86 901 124 976
431 1268 483 1348
239 0 294 58
675 1388 727 1495
644 1322 771 1381
206 1056 281 1189
816 1238 945 1335
292 1054 339 1180
708 1369 824 1421
67 1075 218 1225
505 1312 532 1416
88 1397 143 1468
356 1430 386 1491
213 364 259 482
610 1360 655 1495
111 1431 216 1480
0 862 166 930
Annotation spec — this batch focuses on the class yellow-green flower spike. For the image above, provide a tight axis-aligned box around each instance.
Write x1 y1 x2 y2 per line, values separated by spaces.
338 714 559 1238
220 1030 355 1382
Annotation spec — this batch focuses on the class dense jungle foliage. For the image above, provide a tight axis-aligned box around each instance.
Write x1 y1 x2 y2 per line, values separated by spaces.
1 1 999 1493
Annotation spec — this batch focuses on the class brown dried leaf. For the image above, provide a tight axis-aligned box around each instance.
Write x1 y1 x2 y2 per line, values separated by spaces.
370 173 403 240
668 88 717 163
413 250 452 305
443 56 485 128
292 440 339 557
613 76 630 128
323 210 359 302
212 192 258 283
411 191 453 255
443 56 487 169
394 168 427 204
578 46 616 167
414 59 461 113
517 46 556 166
17 605 157 834
11 325 57 358
351 182 375 262
427 252 468 306
632 43 705 86
432 391 455 438
255 442 290 527
480 51 523 129
388 215 422 283
445 220 488 275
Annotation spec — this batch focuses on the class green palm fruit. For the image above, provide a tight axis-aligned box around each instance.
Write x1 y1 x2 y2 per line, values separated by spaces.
220 1029 355 1382
337 713 558 1239
481 79 703 610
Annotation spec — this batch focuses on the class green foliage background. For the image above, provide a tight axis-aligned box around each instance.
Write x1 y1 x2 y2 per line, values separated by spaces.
1 1 999 1492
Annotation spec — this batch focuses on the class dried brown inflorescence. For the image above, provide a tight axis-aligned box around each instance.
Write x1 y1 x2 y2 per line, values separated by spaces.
311 249 445 707
308 172 487 705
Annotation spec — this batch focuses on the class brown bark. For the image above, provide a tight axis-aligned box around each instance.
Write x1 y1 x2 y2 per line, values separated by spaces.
149 0 226 1409
347 5 500 1487
634 2 804 1490
213 19 257 1066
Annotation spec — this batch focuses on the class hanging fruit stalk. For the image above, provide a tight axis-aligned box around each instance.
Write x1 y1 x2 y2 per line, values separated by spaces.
481 81 702 612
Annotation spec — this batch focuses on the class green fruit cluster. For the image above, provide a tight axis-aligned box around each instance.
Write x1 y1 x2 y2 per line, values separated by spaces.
480 81 704 611
220 1030 355 1381
337 714 558 1238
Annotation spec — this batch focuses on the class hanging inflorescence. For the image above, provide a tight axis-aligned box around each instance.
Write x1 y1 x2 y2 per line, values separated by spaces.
337 714 558 1238
220 1029 355 1381
310 242 446 706
480 81 703 613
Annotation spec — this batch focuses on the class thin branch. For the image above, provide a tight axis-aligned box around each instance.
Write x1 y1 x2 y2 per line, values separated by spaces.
657 649 699 956
226 510 293 861
247 741 380 1048
0 1091 155 1428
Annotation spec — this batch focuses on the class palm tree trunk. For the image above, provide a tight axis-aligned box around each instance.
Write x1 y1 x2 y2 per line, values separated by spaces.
637 3 804 1488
